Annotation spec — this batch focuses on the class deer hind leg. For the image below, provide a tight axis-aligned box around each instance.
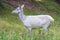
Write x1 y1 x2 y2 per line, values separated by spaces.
44 26 50 34
43 23 50 34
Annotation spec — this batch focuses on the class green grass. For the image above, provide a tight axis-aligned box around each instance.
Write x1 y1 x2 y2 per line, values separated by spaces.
0 1 60 40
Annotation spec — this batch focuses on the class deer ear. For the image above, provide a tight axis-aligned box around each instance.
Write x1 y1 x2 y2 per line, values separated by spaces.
18 4 21 8
21 4 24 9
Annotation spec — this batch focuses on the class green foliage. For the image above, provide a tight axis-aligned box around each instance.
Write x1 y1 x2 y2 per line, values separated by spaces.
0 0 6 10
31 0 60 15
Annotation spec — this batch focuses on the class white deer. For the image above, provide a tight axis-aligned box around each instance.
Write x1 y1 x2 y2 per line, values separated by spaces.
12 4 54 34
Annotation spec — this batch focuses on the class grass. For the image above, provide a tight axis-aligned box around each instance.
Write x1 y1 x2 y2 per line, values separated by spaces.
0 1 60 40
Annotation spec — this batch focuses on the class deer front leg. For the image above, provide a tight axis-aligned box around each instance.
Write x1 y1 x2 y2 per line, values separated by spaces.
28 28 32 33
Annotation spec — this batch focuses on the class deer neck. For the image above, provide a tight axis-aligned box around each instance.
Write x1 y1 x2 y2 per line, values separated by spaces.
18 11 26 22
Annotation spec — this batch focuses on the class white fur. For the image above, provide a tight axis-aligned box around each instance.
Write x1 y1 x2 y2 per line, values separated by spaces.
12 5 54 34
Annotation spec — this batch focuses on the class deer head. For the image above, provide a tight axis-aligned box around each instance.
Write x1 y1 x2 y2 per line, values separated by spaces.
12 4 24 14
